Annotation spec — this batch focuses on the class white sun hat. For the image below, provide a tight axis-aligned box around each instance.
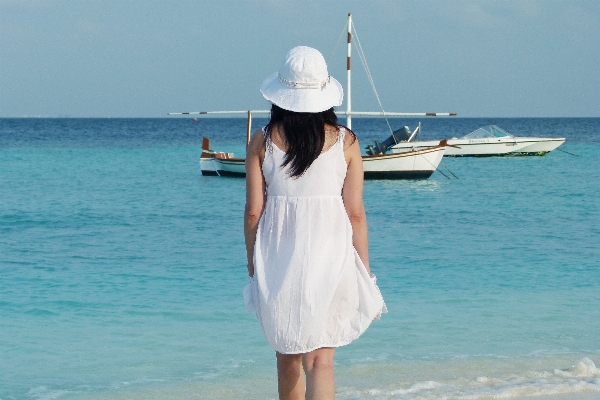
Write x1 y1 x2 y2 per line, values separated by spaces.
260 46 344 113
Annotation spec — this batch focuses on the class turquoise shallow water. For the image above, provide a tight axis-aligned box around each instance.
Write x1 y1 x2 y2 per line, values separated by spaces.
1 118 599 399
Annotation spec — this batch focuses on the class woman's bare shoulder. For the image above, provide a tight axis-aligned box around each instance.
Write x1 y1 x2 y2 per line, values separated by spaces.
247 128 266 155
342 127 358 150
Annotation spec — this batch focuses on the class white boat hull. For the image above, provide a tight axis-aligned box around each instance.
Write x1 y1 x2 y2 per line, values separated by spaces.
200 139 447 180
362 144 445 179
514 138 565 155
391 137 565 157
200 156 246 177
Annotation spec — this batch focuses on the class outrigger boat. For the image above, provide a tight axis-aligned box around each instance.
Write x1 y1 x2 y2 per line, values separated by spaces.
381 124 565 157
169 14 456 179
200 130 448 180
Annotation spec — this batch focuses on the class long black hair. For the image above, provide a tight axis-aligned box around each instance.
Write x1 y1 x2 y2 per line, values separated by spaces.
265 104 347 178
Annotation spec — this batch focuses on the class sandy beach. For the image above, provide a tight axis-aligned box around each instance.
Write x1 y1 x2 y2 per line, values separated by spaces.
513 394 599 400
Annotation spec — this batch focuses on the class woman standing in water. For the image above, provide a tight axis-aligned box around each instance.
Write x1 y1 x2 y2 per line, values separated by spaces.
244 46 386 400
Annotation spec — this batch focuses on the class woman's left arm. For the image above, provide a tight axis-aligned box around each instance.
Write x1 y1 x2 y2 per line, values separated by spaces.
244 129 266 277
342 132 370 274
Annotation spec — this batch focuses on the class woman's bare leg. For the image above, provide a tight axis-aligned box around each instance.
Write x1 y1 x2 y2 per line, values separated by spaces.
276 352 305 400
302 347 336 400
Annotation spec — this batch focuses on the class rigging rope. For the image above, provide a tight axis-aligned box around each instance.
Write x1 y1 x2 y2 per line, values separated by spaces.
556 148 579 156
413 145 451 179
328 22 348 64
440 160 459 179
353 28 449 180
352 24 394 135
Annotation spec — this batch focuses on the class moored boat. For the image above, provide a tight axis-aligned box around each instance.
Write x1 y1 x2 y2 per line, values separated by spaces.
388 125 565 157
199 136 447 180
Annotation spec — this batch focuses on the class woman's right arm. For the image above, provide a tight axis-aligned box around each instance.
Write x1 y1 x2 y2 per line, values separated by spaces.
244 129 266 277
342 133 370 274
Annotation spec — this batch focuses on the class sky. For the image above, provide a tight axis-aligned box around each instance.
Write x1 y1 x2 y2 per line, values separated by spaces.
1 0 599 118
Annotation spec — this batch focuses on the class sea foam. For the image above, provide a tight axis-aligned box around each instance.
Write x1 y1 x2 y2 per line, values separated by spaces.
337 358 600 399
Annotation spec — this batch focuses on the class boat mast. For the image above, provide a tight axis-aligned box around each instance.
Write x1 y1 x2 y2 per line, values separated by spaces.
246 111 252 147
347 13 352 130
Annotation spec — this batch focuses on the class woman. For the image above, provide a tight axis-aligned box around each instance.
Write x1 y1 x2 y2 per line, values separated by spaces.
244 46 386 400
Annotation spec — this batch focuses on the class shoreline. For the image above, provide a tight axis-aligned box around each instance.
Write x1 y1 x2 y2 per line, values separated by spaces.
512 394 599 400
46 354 600 400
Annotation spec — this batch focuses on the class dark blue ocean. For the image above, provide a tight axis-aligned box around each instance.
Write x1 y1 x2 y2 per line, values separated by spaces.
1 118 599 399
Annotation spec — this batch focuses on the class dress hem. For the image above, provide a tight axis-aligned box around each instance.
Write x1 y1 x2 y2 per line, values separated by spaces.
272 335 363 355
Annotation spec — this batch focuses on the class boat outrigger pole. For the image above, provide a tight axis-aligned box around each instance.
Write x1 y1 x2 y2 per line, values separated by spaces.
167 110 271 147
169 108 455 151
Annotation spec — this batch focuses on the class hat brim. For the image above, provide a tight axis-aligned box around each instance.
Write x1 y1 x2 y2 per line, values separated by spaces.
260 72 344 113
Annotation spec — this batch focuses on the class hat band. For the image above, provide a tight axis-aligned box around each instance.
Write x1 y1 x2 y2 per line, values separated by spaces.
278 74 330 89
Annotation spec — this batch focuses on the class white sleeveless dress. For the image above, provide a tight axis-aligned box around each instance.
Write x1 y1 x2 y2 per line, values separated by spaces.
244 127 387 354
